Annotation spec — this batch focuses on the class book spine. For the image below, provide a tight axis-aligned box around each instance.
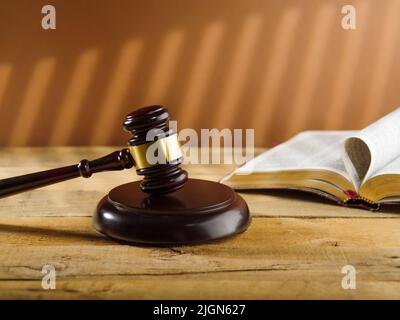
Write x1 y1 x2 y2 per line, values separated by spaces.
343 194 380 211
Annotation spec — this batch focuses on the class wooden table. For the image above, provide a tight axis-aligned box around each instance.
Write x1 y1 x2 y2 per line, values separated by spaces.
1 147 400 299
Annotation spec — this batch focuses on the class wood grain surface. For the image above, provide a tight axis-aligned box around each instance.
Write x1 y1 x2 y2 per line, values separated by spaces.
0 147 399 299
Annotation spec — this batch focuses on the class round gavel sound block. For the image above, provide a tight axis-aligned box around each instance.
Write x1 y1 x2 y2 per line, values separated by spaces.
93 106 251 245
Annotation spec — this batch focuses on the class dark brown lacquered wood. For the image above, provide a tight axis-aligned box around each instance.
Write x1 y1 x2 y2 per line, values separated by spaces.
91 105 251 245
0 105 251 245
123 105 188 195
93 179 251 245
0 149 134 199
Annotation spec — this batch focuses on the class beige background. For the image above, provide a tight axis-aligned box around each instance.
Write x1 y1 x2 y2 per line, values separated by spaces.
0 0 399 147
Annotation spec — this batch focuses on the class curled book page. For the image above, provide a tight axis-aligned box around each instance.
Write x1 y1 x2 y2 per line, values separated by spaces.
343 107 400 189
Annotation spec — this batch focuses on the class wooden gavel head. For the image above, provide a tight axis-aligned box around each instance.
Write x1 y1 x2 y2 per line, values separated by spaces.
123 105 188 195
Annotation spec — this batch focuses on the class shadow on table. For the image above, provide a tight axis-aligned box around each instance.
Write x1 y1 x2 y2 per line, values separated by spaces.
0 223 106 242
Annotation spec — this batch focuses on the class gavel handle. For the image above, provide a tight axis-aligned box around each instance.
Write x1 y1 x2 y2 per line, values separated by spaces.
0 148 134 199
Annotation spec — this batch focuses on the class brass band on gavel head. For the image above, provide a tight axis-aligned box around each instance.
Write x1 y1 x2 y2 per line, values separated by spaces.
122 106 188 195
129 133 183 169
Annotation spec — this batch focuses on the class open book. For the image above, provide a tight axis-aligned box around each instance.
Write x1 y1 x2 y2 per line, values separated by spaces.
221 107 400 211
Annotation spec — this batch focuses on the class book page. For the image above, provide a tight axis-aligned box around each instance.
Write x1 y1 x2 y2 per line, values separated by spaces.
232 131 354 180
343 107 400 188
371 154 400 176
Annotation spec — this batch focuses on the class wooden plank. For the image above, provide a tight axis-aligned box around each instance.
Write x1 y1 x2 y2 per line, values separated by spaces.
0 147 123 167
2 188 400 218
0 217 399 276
1 216 400 299
2 216 400 248
2 271 400 299
1 147 400 218
2 147 400 299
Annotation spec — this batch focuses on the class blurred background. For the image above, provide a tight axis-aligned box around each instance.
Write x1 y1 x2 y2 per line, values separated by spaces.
0 0 399 147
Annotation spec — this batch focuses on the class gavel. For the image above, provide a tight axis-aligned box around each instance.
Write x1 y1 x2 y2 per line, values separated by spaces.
0 106 250 245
